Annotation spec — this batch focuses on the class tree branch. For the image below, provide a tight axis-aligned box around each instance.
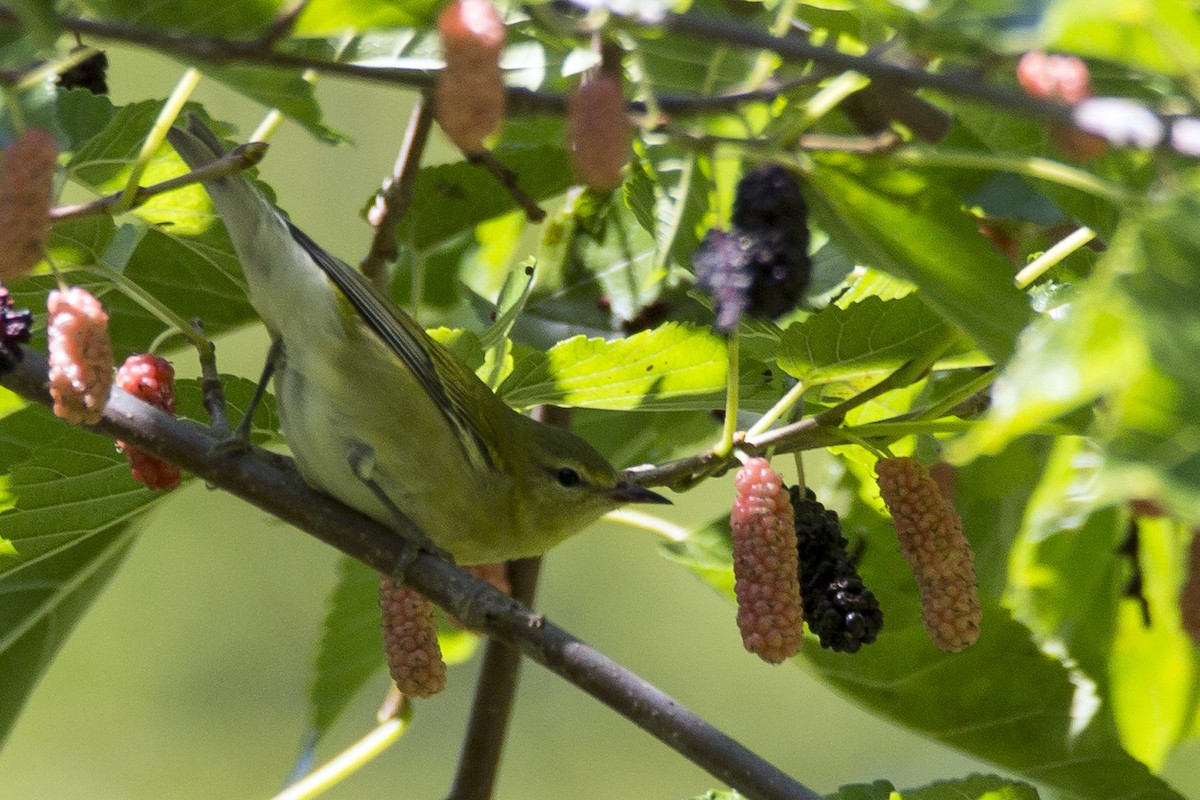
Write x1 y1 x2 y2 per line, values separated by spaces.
0 350 819 800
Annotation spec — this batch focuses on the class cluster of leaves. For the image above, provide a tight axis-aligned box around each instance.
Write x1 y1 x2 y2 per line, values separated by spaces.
1 0 1200 799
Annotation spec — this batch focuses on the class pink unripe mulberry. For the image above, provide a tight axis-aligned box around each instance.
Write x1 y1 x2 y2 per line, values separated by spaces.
380 575 447 698
731 458 804 663
116 354 181 491
876 457 980 652
1015 51 1106 161
567 72 632 191
47 287 113 425
435 0 507 153
0 129 56 281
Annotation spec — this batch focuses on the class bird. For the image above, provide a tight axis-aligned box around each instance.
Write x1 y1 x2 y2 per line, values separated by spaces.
167 116 667 565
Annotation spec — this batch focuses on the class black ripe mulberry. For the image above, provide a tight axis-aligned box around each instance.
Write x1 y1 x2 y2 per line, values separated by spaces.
732 163 809 235
791 487 883 653
694 164 810 334
58 48 109 95
0 287 31 371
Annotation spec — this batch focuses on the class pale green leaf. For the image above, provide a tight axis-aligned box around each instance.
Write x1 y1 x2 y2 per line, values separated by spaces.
294 0 441 35
1044 0 1200 76
498 322 726 411
778 294 959 385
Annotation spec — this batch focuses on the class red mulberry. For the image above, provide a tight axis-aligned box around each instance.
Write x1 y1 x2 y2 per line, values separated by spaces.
435 0 507 153
791 487 882 653
566 72 632 191
731 458 804 663
0 128 57 281
116 354 181 491
876 457 980 652
380 575 447 698
47 287 113 425
694 164 810 334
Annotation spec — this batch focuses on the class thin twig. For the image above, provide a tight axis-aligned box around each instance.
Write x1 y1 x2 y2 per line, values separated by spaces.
190 318 231 437
49 141 269 223
361 95 434 292
0 351 820 800
466 150 547 222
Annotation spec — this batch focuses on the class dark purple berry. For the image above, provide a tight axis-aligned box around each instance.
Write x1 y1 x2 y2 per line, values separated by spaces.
693 164 810 334
791 486 883 653
58 49 109 95
0 287 31 372
732 164 809 237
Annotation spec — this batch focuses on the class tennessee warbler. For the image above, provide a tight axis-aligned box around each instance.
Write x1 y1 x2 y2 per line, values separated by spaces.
168 117 666 564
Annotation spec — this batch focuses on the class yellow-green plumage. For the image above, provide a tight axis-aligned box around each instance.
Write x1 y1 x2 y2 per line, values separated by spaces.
168 117 665 564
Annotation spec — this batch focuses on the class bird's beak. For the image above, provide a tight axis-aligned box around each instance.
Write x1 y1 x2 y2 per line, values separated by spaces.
609 481 671 505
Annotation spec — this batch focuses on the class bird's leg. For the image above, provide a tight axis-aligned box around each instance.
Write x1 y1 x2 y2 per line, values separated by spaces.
212 337 282 456
347 442 455 576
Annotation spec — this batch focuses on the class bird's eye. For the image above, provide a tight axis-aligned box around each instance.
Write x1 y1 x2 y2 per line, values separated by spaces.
555 467 582 487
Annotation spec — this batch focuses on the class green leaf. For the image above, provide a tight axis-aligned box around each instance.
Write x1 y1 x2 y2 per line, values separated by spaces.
200 65 346 143
399 144 573 252
0 370 278 747
294 0 441 35
0 408 159 747
498 322 726 411
309 555 384 737
624 153 658 238
1005 438 1125 685
654 149 714 272
806 154 1033 363
1108 516 1198 770
54 86 118 152
778 294 961 385
1044 0 1200 76
75 0 285 37
952 180 1200 522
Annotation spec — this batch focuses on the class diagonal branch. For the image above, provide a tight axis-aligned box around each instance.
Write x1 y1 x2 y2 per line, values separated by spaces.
0 350 820 800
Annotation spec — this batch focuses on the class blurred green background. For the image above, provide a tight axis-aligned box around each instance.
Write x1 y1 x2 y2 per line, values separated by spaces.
1 46 1198 800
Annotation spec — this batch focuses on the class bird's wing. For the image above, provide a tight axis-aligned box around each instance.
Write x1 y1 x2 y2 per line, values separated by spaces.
285 222 500 473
